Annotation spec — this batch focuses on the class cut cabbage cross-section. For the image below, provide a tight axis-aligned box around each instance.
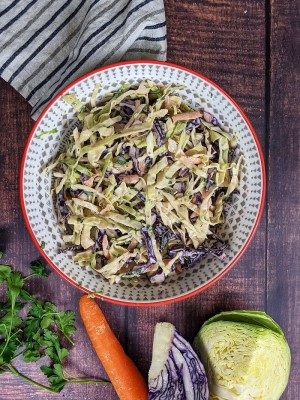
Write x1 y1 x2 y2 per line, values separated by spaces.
148 322 209 400
193 311 291 400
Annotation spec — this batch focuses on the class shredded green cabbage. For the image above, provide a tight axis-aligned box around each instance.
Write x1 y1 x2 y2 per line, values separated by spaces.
50 81 242 284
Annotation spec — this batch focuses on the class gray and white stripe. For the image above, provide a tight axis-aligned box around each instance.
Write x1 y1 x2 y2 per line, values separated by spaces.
0 0 167 120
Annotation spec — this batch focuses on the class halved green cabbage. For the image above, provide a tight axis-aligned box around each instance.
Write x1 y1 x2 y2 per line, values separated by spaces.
193 311 291 400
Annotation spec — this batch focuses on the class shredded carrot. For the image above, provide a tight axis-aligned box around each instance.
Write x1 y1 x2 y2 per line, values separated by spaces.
102 234 110 259
175 262 183 273
119 174 140 184
99 203 114 215
192 196 196 204
163 258 181 272
128 238 138 251
138 161 146 176
179 155 202 165
203 111 214 123
83 174 100 187
79 295 148 400
171 111 202 122
162 95 170 108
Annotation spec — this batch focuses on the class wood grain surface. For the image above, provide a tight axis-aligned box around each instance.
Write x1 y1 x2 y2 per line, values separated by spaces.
0 1 299 399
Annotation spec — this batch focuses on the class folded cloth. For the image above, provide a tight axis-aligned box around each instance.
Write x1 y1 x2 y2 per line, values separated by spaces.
0 0 167 119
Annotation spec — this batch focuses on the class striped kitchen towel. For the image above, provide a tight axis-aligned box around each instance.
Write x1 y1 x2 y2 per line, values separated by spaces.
0 0 167 120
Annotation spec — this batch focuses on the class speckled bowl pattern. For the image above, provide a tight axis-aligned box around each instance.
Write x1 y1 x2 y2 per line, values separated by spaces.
20 61 265 306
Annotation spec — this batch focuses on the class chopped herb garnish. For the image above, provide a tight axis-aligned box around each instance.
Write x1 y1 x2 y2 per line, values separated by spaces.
36 129 58 139
149 88 161 94
117 156 127 165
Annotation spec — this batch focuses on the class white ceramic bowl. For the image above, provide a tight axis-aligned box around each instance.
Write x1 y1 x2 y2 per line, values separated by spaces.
20 61 265 306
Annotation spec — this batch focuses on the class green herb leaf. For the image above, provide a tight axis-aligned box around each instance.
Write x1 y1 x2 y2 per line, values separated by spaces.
6 272 24 306
23 348 41 362
42 330 69 363
30 260 48 277
44 302 57 313
0 264 11 283
0 300 23 315
0 251 3 260
19 289 38 302
40 364 67 392
23 301 58 354
40 241 46 249
0 336 21 365
40 316 54 330
0 313 22 336
55 311 76 343
27 302 44 319
0 171 110 392
23 302 44 341
23 319 40 342
23 329 43 363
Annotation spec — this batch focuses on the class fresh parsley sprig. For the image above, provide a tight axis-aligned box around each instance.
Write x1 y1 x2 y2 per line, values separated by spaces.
0 257 109 393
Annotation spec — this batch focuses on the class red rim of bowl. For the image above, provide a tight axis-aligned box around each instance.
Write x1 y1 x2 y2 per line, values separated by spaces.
19 60 266 307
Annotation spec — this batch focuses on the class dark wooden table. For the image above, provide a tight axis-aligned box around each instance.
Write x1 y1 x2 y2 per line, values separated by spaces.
0 1 299 399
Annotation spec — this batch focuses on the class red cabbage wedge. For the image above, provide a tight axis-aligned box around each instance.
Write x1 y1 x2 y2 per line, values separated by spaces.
148 322 209 399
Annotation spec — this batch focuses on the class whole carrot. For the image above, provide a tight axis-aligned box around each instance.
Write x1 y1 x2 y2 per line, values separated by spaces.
79 295 148 400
